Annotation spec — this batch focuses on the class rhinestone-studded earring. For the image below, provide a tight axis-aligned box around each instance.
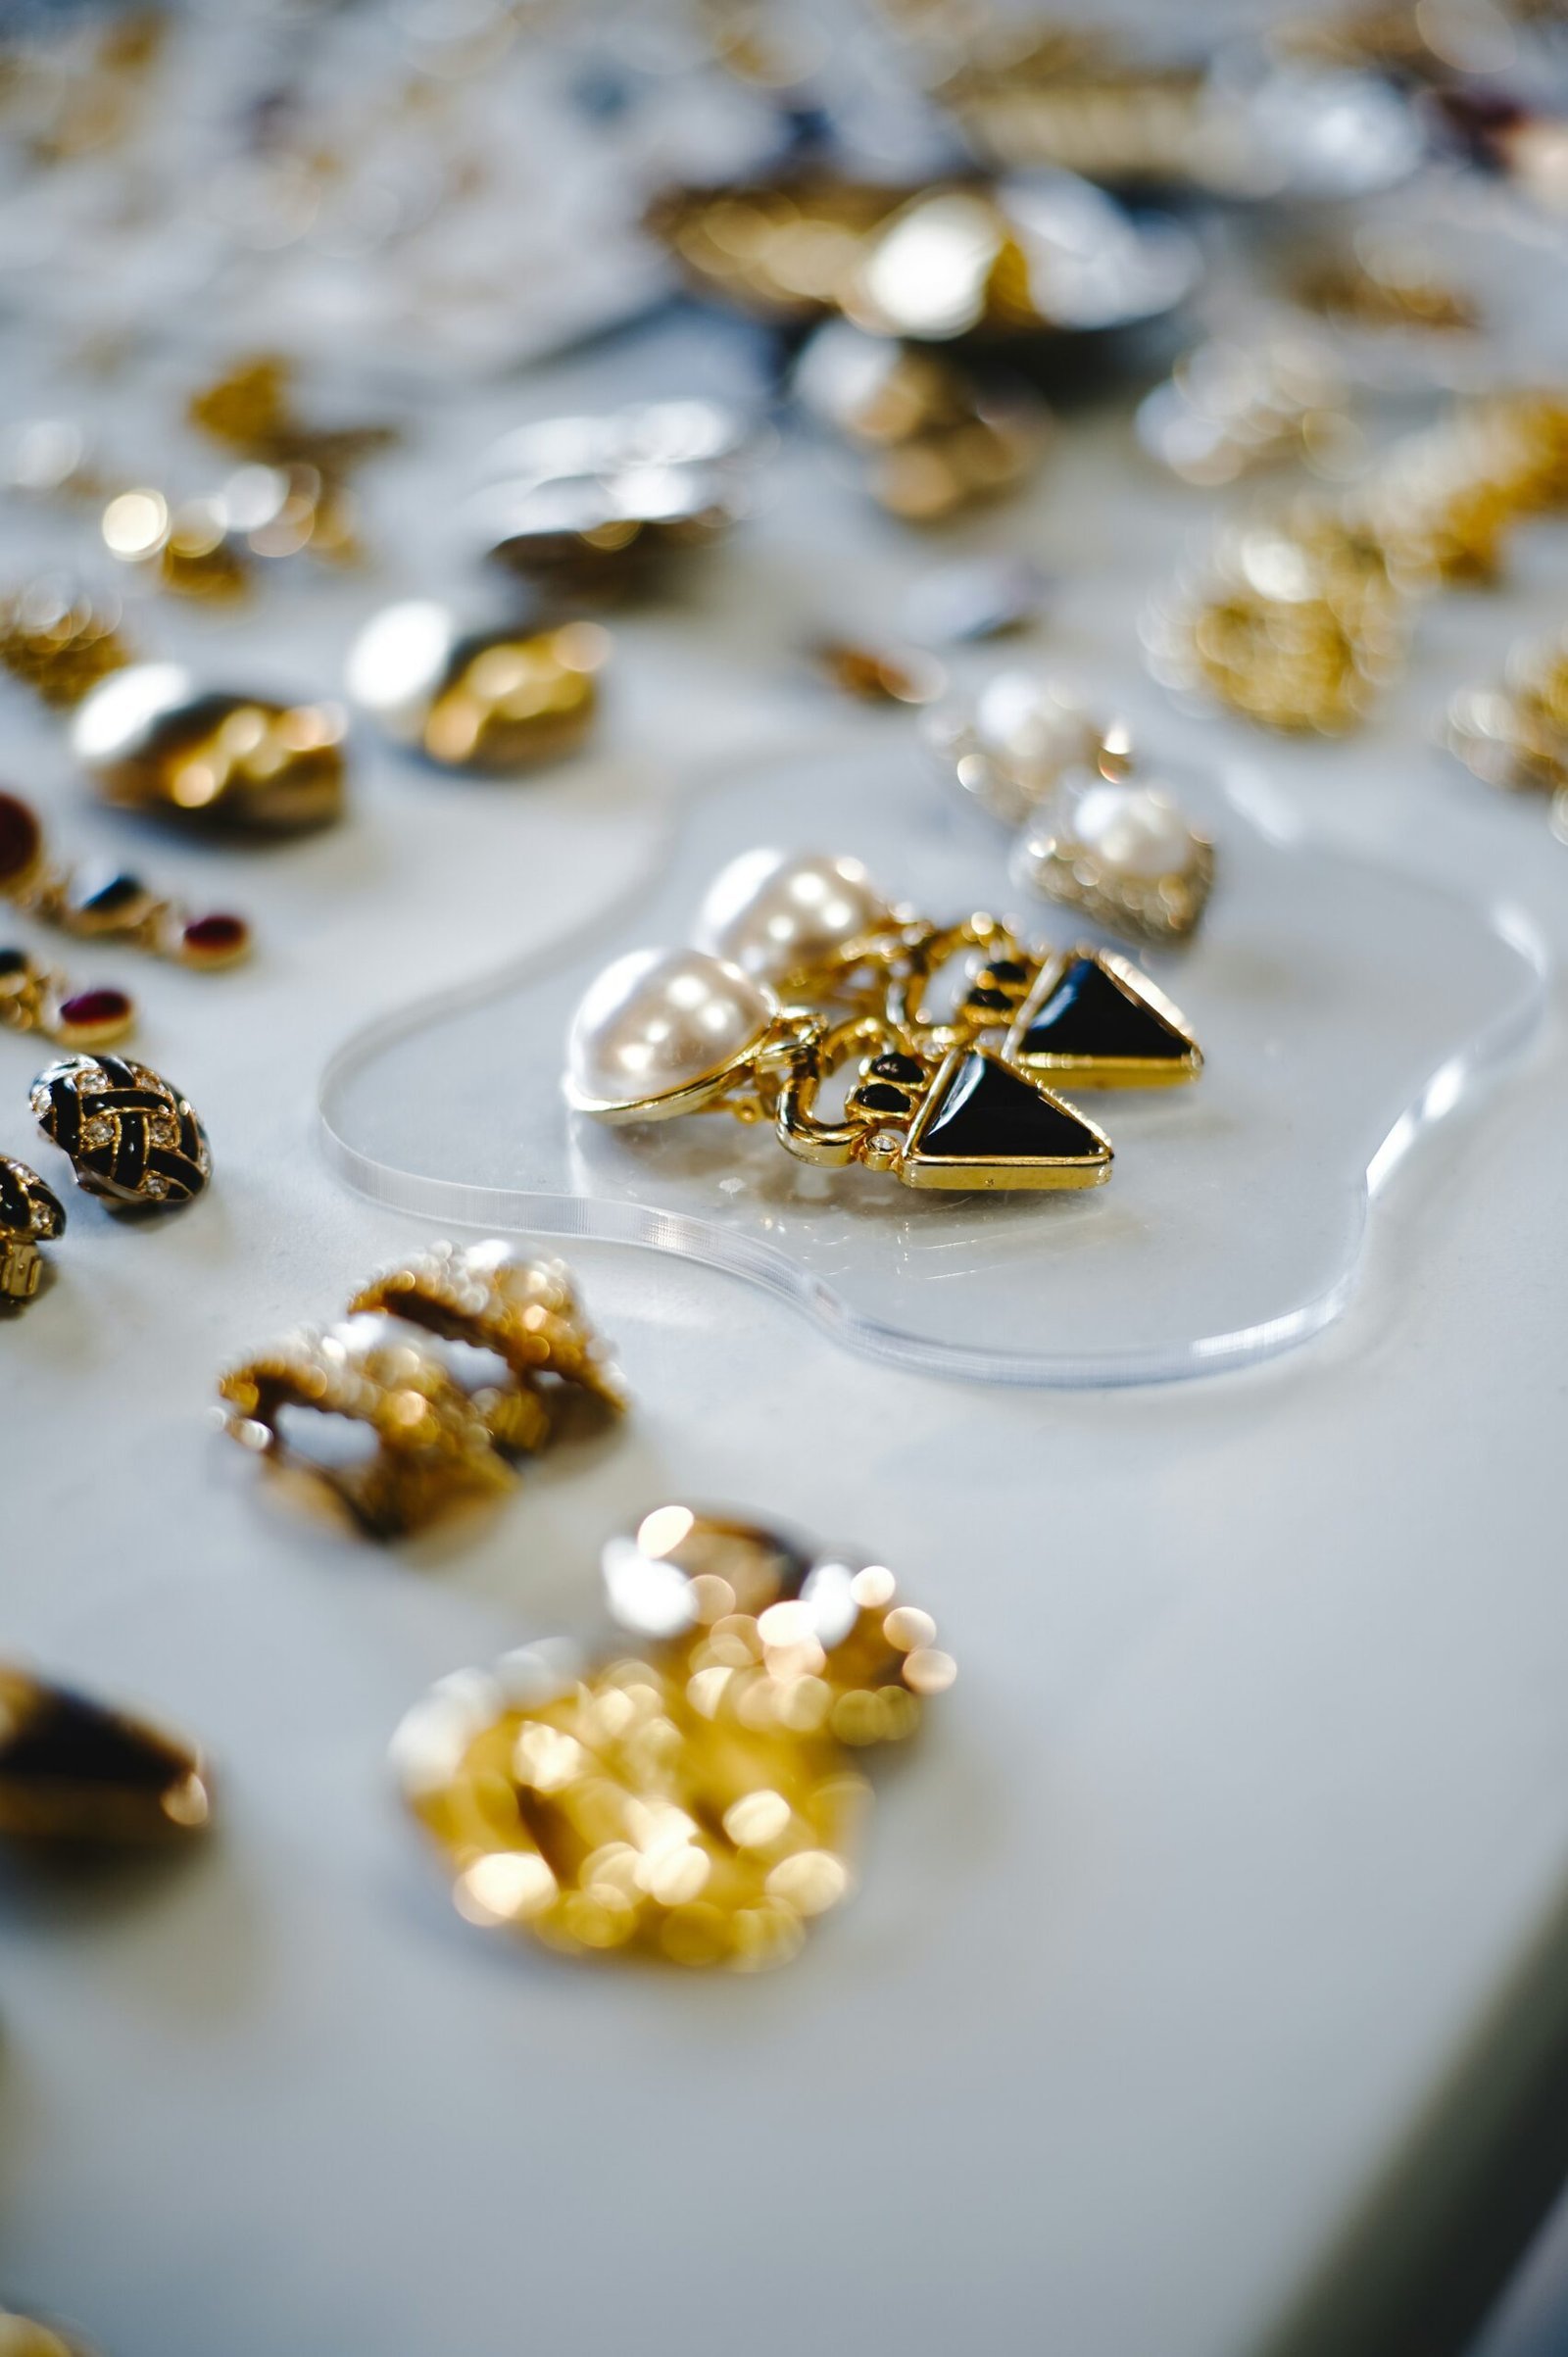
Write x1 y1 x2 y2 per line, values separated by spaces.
31 1052 212 1210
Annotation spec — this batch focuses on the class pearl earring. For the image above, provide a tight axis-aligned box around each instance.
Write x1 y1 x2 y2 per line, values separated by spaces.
925 672 1215 947
564 849 1202 1195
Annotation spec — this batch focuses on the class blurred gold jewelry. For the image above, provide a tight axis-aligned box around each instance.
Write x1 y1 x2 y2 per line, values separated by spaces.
794 319 1048 521
393 1505 956 1970
1293 240 1477 335
1013 783 1215 946
1152 393 1568 734
1446 628 1568 837
0 1154 66 1303
0 785 250 965
219 1315 514 1538
0 2306 102 2357
349 1240 626 1453
345 603 609 771
0 948 133 1052
1136 332 1360 490
0 1662 211 1844
0 583 131 708
187 352 398 483
72 662 346 832
0 582 347 832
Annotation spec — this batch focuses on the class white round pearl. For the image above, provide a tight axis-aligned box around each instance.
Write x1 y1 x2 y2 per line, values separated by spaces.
1068 778 1200 881
566 947 774 1110
695 848 888 987
973 671 1097 788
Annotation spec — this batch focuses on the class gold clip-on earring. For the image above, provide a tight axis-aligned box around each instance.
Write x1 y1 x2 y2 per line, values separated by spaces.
565 849 1201 1193
219 1241 624 1536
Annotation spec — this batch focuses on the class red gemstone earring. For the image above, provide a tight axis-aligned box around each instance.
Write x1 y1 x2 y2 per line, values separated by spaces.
0 785 250 967
0 945 134 1050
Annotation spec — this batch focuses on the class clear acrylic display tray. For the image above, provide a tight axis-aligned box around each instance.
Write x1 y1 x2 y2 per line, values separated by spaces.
318 741 1545 1387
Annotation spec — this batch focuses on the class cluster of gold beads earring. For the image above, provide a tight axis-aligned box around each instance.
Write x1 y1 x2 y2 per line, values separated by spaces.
566 847 1201 1196
219 1240 624 1537
394 1503 954 1971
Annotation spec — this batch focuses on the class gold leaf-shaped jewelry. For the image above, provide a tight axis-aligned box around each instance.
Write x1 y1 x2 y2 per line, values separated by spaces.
393 1505 955 1970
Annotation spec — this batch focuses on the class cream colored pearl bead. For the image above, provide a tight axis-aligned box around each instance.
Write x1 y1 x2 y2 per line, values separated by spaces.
566 947 773 1111
972 672 1098 789
695 849 888 987
1067 778 1200 880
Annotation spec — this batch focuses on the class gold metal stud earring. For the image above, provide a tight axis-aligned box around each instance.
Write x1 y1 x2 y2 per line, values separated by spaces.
0 785 250 965
393 1504 955 1970
219 1242 624 1536
0 1154 66 1302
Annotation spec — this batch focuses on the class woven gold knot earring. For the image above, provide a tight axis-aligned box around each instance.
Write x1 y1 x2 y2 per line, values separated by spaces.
565 849 1200 1195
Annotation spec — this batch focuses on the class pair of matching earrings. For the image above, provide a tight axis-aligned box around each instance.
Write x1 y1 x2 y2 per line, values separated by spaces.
565 848 1201 1195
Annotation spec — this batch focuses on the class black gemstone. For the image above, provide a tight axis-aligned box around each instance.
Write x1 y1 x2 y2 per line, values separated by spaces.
1015 956 1189 1063
868 1054 925 1083
964 985 1013 1011
74 870 146 918
0 1158 27 1230
858 1082 913 1114
984 959 1028 983
1 1687 185 1793
913 1050 1106 1163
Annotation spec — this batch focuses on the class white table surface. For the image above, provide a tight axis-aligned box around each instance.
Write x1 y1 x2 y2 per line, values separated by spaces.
3 304 1568 2357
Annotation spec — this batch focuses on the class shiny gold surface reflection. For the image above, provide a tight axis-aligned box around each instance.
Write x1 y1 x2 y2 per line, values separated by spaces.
71 664 346 830
396 1509 954 1969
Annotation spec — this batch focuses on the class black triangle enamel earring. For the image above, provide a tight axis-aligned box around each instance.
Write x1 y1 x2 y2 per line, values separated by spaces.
565 949 1113 1192
564 850 1202 1194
